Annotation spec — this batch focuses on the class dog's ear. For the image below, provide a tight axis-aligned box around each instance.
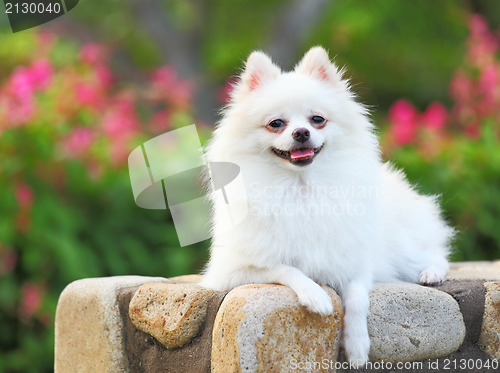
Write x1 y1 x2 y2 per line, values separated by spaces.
295 46 344 86
240 51 281 92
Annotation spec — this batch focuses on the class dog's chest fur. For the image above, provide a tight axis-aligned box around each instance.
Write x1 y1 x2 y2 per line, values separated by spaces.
234 166 377 286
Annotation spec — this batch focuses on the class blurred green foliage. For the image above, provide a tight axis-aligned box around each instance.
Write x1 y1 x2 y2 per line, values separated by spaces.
0 1 499 372
389 123 500 261
309 0 469 110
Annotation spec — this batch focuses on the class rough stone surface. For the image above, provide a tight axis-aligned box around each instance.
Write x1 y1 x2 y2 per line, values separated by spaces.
170 274 203 283
479 281 500 360
447 261 500 280
54 276 169 373
211 284 343 373
119 286 228 373
367 283 466 363
129 282 216 348
436 280 486 345
338 345 494 373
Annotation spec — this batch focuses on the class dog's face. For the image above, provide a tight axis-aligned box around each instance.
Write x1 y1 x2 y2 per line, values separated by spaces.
224 47 355 171
256 73 331 168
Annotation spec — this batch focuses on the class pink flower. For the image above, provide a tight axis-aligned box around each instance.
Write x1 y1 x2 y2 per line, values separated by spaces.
80 43 107 65
75 65 112 109
151 66 177 87
30 59 53 90
467 14 498 69
62 127 93 157
389 99 417 123
464 122 480 139
422 102 447 130
15 182 34 209
388 100 418 145
102 99 138 137
20 283 44 320
449 70 473 103
101 98 140 165
479 64 499 100
1 59 53 128
149 109 171 133
95 64 113 88
150 66 191 108
170 80 191 108
10 66 36 98
76 83 102 109
8 59 53 97
0 91 35 127
469 14 489 37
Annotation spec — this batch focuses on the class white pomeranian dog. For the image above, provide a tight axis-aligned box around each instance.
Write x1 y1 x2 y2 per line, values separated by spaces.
200 46 454 365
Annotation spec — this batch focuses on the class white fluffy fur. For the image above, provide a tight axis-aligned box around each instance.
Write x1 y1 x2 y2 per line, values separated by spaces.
200 46 454 365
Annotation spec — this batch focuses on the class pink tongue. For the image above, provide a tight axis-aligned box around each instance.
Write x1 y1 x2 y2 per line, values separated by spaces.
290 148 314 160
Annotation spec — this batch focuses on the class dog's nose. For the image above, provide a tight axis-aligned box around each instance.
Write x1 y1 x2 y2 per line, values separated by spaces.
292 128 310 143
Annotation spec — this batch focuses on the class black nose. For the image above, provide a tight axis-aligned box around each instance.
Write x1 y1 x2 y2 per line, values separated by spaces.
292 128 310 143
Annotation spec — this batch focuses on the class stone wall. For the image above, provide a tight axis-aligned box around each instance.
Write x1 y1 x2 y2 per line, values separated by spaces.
54 262 500 372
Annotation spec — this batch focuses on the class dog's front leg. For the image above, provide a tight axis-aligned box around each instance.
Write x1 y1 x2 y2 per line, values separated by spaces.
202 264 334 314
230 264 334 315
266 264 334 315
340 280 371 367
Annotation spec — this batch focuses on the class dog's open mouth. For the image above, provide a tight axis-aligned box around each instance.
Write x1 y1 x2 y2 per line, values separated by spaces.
272 145 323 166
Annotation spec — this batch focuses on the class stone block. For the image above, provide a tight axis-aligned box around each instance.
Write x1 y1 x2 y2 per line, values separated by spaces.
368 283 465 363
129 282 216 348
447 261 500 280
55 261 500 372
54 276 169 373
211 284 343 373
120 284 227 373
479 281 500 360
170 274 203 283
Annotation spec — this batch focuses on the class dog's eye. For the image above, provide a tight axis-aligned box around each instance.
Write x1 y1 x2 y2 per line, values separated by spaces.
268 119 285 129
311 116 325 125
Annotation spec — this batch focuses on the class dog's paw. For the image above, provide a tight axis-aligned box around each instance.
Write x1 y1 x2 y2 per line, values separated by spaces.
343 332 370 368
296 284 333 315
419 267 445 285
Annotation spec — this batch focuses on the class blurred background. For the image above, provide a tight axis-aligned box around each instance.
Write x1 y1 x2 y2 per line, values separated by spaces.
0 0 499 371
